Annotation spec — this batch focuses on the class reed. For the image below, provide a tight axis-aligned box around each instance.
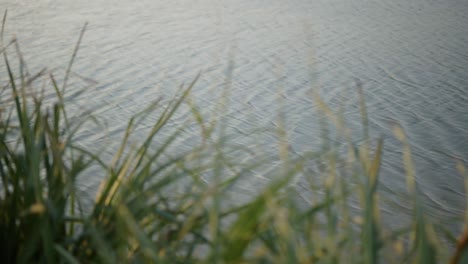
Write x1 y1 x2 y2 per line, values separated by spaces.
0 15 466 263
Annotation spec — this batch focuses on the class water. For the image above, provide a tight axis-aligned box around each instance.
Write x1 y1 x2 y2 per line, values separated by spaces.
2 0 468 231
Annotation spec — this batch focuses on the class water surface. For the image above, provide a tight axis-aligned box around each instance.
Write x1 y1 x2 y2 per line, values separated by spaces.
2 0 468 231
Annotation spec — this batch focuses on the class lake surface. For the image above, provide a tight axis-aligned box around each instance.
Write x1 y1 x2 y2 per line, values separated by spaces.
2 0 468 231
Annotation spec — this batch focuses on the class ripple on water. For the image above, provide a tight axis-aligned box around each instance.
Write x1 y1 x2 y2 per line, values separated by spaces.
2 0 468 231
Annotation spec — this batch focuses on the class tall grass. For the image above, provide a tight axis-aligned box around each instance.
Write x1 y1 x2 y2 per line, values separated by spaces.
1 15 467 263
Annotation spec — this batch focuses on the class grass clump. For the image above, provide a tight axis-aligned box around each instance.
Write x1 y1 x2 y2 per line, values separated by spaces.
1 16 468 263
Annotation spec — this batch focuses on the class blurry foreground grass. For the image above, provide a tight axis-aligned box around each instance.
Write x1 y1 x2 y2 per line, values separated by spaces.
1 18 468 263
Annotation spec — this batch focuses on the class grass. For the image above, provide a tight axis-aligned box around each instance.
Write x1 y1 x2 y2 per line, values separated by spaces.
1 14 468 263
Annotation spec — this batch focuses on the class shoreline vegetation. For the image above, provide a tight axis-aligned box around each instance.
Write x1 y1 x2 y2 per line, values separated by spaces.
1 17 467 263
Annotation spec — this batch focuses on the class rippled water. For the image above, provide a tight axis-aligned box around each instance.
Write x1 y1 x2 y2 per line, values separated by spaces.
3 0 468 230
